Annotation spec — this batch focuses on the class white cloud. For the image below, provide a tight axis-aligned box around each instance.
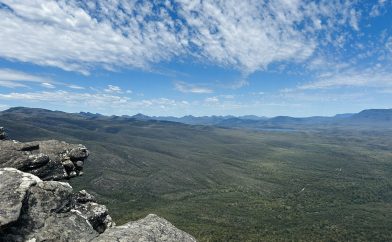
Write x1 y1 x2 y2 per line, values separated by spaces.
205 97 219 103
0 90 188 114
220 95 235 99
370 0 389 17
349 9 360 31
0 68 89 90
297 67 392 90
41 82 56 89
174 81 213 94
104 85 122 93
0 0 186 74
68 84 85 90
227 80 249 89
277 90 368 103
0 68 52 88
0 0 365 74
0 104 9 111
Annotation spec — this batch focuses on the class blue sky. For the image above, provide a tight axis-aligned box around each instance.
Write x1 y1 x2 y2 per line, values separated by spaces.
0 0 391 117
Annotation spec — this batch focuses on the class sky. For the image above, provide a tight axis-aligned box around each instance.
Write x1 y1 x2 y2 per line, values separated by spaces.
0 0 391 117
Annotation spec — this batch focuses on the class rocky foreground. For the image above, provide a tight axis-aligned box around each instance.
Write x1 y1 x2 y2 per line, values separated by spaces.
0 127 196 242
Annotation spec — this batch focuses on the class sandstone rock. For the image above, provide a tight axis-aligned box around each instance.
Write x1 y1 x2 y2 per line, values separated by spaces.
73 202 114 233
0 168 41 227
0 131 89 180
0 168 111 242
93 214 197 242
74 190 96 203
68 147 89 161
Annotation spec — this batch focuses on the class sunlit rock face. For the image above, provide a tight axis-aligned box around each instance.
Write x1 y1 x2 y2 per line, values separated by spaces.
0 168 113 241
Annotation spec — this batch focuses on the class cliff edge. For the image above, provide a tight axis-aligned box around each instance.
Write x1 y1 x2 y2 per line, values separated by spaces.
0 127 196 242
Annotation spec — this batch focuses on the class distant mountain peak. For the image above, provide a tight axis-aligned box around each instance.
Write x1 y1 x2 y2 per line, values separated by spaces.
132 113 151 120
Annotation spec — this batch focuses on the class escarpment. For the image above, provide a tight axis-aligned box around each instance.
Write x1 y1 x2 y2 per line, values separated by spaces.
0 127 196 242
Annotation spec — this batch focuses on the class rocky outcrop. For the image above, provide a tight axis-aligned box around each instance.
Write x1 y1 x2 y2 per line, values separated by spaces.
0 128 196 241
0 139 89 180
0 168 109 242
93 214 196 242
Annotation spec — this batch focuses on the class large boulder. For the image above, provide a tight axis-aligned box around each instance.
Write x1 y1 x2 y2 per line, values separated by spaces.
0 137 89 180
0 168 41 227
0 168 113 242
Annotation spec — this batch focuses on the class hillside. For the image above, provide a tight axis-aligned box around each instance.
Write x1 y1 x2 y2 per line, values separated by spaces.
1 107 392 241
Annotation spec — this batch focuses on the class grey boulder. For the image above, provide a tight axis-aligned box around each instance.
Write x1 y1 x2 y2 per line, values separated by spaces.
0 168 41 227
0 139 89 180
0 168 113 242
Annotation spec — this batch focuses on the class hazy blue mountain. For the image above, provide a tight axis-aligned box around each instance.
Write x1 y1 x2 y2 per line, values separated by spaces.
350 109 392 122
131 113 153 121
238 115 268 120
78 108 392 129
6 106 391 131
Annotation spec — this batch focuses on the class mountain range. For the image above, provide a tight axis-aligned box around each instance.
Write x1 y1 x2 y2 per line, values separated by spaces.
78 108 392 129
4 106 390 129
0 106 391 241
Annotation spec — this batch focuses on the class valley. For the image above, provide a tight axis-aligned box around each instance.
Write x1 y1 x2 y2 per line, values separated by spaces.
1 107 392 241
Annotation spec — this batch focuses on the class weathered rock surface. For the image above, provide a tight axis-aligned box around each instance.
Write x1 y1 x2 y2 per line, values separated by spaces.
0 168 41 227
0 168 112 242
92 214 197 242
0 139 89 180
0 128 196 241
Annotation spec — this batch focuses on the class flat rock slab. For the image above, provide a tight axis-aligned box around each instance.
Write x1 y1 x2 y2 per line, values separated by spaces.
0 168 41 226
93 214 197 242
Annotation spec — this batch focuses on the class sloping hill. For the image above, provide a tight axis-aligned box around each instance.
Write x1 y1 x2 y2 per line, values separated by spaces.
350 109 392 122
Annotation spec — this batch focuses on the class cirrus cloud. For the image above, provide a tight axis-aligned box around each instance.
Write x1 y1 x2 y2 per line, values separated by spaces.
0 0 364 75
0 68 52 88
